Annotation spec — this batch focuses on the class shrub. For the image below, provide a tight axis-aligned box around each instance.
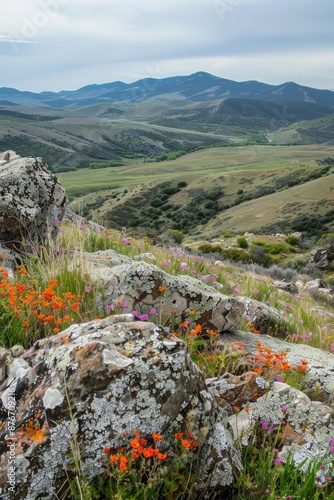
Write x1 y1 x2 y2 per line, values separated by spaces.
316 233 334 246
198 243 215 254
165 229 184 245
285 235 300 246
220 248 251 263
237 236 249 249
249 245 275 267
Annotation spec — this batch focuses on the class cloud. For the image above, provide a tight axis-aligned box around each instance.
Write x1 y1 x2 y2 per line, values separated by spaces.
0 0 333 91
0 34 37 44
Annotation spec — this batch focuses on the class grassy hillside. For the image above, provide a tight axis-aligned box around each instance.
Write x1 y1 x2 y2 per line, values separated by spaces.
1 97 333 171
269 114 334 145
0 104 236 169
58 144 334 238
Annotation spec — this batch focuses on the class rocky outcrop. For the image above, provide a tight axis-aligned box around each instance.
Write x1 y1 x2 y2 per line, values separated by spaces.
218 330 334 405
308 243 334 271
228 381 334 471
206 372 268 415
0 315 242 499
85 257 284 333
272 281 299 294
0 151 67 254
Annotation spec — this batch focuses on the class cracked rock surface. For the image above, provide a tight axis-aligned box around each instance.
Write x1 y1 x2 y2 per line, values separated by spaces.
85 256 283 333
0 150 67 253
0 315 241 499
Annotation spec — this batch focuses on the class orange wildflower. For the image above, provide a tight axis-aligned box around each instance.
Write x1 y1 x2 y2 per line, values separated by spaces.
174 432 183 439
181 440 191 449
119 462 127 471
33 429 47 444
158 286 166 292
253 368 263 375
143 447 157 458
130 438 141 449
110 455 119 463
157 452 167 460
152 433 163 441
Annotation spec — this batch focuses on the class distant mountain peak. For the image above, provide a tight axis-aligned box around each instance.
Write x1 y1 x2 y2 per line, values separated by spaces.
1 73 333 108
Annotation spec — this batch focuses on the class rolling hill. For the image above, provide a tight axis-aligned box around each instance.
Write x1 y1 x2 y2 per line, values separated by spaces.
58 144 334 238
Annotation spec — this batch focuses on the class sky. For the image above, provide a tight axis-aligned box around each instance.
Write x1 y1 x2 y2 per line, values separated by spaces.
0 0 333 92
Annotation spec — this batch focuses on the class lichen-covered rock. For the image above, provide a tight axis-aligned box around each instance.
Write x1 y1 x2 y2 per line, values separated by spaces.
206 372 267 415
308 244 334 270
228 381 334 470
87 259 283 332
271 281 299 294
218 330 334 404
0 150 67 253
0 315 242 499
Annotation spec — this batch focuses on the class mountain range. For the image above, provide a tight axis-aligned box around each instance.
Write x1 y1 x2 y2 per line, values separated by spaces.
1 72 334 108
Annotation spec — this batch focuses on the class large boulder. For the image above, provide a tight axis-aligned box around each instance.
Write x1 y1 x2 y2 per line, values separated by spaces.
84 256 284 333
0 151 67 254
0 315 242 499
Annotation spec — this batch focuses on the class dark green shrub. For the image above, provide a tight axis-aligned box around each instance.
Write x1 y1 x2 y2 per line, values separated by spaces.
249 245 275 267
220 248 251 263
165 229 184 245
285 235 300 246
237 236 248 249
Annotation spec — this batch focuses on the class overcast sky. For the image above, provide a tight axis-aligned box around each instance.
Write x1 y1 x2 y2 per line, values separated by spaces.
0 0 333 92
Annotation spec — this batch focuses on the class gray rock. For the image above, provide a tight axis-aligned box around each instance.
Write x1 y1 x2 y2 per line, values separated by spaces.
134 252 156 262
272 281 298 294
228 381 334 470
0 315 242 498
0 150 67 254
87 260 283 332
308 244 334 271
220 330 334 404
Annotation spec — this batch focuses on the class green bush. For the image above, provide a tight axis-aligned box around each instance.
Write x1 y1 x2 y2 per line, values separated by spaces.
316 233 334 246
285 235 300 246
165 229 184 245
237 236 249 249
220 248 251 263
